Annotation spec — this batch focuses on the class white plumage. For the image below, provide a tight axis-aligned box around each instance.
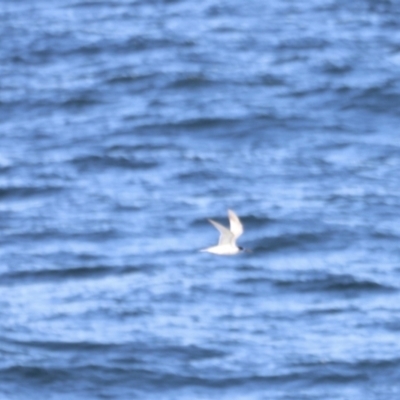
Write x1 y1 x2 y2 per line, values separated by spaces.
201 209 244 255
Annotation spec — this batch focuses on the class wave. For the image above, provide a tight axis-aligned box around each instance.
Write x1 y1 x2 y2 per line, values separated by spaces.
0 264 144 285
0 185 64 199
6 358 396 390
335 83 400 115
104 71 159 86
71 154 158 170
271 273 396 293
165 74 216 90
253 232 331 253
2 357 400 397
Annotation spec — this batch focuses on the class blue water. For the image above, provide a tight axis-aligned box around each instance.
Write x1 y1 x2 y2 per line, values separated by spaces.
1 1 400 399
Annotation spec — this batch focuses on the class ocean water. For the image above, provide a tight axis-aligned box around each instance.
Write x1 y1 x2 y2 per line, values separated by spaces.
1 1 400 399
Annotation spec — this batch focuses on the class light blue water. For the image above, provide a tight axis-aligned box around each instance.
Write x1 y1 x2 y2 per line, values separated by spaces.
1 1 400 399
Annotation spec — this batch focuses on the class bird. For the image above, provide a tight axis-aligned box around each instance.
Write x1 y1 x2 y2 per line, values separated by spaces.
201 209 244 255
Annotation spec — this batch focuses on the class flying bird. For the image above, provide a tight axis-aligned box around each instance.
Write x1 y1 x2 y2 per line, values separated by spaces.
201 209 244 255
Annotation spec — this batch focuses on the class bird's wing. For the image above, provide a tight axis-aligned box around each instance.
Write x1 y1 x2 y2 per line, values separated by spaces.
208 219 234 245
228 209 243 239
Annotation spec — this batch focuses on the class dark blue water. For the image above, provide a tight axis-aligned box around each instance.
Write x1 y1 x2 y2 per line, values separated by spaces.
1 1 400 399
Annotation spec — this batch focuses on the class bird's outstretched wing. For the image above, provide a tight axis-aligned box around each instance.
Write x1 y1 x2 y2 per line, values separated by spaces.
228 209 243 239
208 219 234 245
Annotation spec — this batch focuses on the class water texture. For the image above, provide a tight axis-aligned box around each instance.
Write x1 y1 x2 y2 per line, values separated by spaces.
1 1 400 399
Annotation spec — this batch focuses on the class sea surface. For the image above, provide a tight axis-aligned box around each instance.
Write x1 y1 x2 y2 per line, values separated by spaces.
1 1 400 399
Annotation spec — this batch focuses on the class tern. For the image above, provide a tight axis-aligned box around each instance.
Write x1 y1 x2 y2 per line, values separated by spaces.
201 209 244 255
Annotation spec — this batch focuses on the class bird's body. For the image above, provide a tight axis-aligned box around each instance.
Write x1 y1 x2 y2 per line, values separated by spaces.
201 244 242 255
201 209 244 255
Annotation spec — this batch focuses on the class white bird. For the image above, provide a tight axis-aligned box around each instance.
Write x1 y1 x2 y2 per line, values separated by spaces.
201 209 244 255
